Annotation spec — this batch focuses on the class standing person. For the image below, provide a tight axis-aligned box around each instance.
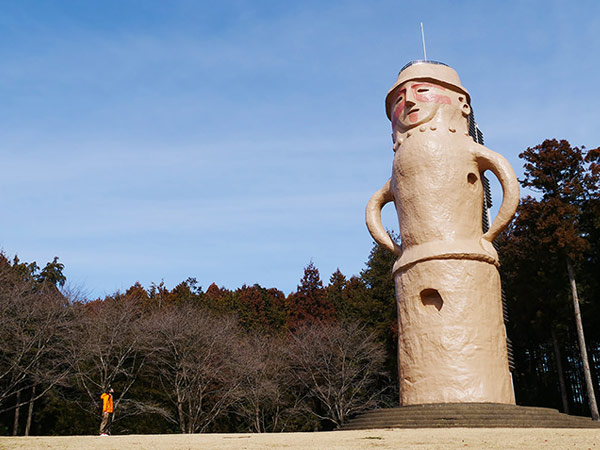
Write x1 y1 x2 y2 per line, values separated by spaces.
99 387 114 436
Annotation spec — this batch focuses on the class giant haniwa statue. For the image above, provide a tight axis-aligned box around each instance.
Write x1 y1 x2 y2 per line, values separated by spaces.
366 61 519 405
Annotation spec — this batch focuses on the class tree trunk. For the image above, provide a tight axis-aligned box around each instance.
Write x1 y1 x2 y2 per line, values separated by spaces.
255 405 261 433
177 400 185 434
12 390 20 436
187 399 193 433
566 259 599 420
550 327 569 414
25 385 36 436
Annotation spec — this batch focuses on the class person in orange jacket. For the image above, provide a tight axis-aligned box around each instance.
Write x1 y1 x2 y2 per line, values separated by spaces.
99 387 114 436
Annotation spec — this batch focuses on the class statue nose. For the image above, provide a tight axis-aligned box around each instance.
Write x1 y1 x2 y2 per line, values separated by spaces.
405 89 416 107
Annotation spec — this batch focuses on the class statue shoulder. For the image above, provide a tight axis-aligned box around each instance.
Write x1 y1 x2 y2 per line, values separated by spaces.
467 141 505 168
466 140 492 157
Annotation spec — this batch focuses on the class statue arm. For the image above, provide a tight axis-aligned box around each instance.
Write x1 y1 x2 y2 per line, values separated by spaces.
365 178 402 256
473 145 520 242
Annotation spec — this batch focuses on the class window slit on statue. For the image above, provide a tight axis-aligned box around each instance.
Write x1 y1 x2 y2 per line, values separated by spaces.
420 288 443 311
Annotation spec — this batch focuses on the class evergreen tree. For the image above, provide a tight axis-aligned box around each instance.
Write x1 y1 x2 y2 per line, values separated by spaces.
498 200 573 411
234 284 287 333
358 240 398 402
38 257 66 287
286 262 334 329
326 269 348 321
510 139 599 419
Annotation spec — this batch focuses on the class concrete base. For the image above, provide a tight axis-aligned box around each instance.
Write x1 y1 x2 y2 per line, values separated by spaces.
339 403 600 429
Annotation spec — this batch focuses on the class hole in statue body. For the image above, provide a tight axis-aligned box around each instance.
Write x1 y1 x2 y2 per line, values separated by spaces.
420 288 443 311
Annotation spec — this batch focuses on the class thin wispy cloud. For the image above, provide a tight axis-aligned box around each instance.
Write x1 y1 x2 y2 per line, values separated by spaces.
1 0 599 297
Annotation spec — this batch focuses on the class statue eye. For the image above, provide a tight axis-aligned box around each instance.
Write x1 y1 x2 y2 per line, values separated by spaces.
417 88 429 93
395 96 404 105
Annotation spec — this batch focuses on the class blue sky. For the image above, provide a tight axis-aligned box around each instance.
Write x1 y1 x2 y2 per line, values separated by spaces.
1 1 599 298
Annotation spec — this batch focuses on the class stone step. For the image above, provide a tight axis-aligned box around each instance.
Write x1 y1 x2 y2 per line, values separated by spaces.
342 420 599 429
358 403 559 413
349 413 564 422
348 417 571 426
350 414 563 422
354 408 562 418
342 422 599 429
373 403 585 414
347 415 592 424
338 403 600 430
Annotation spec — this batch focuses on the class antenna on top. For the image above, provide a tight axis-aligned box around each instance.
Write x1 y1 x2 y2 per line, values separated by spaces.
420 22 427 61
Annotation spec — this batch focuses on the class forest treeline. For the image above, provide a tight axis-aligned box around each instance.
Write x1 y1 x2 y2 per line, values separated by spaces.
0 249 397 436
1 139 599 435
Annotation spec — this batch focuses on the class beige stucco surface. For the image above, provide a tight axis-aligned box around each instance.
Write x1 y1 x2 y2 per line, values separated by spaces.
396 259 514 404
366 61 519 405
2 429 599 450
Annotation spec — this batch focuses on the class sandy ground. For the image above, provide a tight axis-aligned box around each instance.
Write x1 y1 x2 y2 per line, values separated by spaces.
1 428 599 450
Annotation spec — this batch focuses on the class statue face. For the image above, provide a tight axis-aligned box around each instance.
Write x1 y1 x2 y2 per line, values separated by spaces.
390 81 453 131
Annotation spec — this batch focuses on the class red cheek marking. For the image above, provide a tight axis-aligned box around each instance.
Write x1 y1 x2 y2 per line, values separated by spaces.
408 112 419 123
391 97 405 128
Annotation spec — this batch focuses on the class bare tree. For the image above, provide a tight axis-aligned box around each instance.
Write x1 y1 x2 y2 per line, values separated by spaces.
0 260 70 434
287 321 388 428
65 295 148 423
235 333 300 432
147 305 243 433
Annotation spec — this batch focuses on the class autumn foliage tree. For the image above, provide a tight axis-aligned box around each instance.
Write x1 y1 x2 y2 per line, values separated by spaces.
233 285 287 333
286 262 334 329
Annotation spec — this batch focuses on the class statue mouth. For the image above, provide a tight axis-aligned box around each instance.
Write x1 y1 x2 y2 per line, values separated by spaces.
407 108 419 116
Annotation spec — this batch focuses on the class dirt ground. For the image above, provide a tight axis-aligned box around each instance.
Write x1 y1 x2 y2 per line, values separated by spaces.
1 428 599 450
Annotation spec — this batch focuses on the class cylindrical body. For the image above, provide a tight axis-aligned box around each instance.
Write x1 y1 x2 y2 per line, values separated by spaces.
394 258 514 405
390 131 514 405
392 133 483 248
391 132 497 270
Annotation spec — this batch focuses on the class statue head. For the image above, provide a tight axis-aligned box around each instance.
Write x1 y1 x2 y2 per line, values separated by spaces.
386 61 471 134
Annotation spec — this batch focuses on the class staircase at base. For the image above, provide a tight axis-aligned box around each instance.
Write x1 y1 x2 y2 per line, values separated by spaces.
339 403 600 429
